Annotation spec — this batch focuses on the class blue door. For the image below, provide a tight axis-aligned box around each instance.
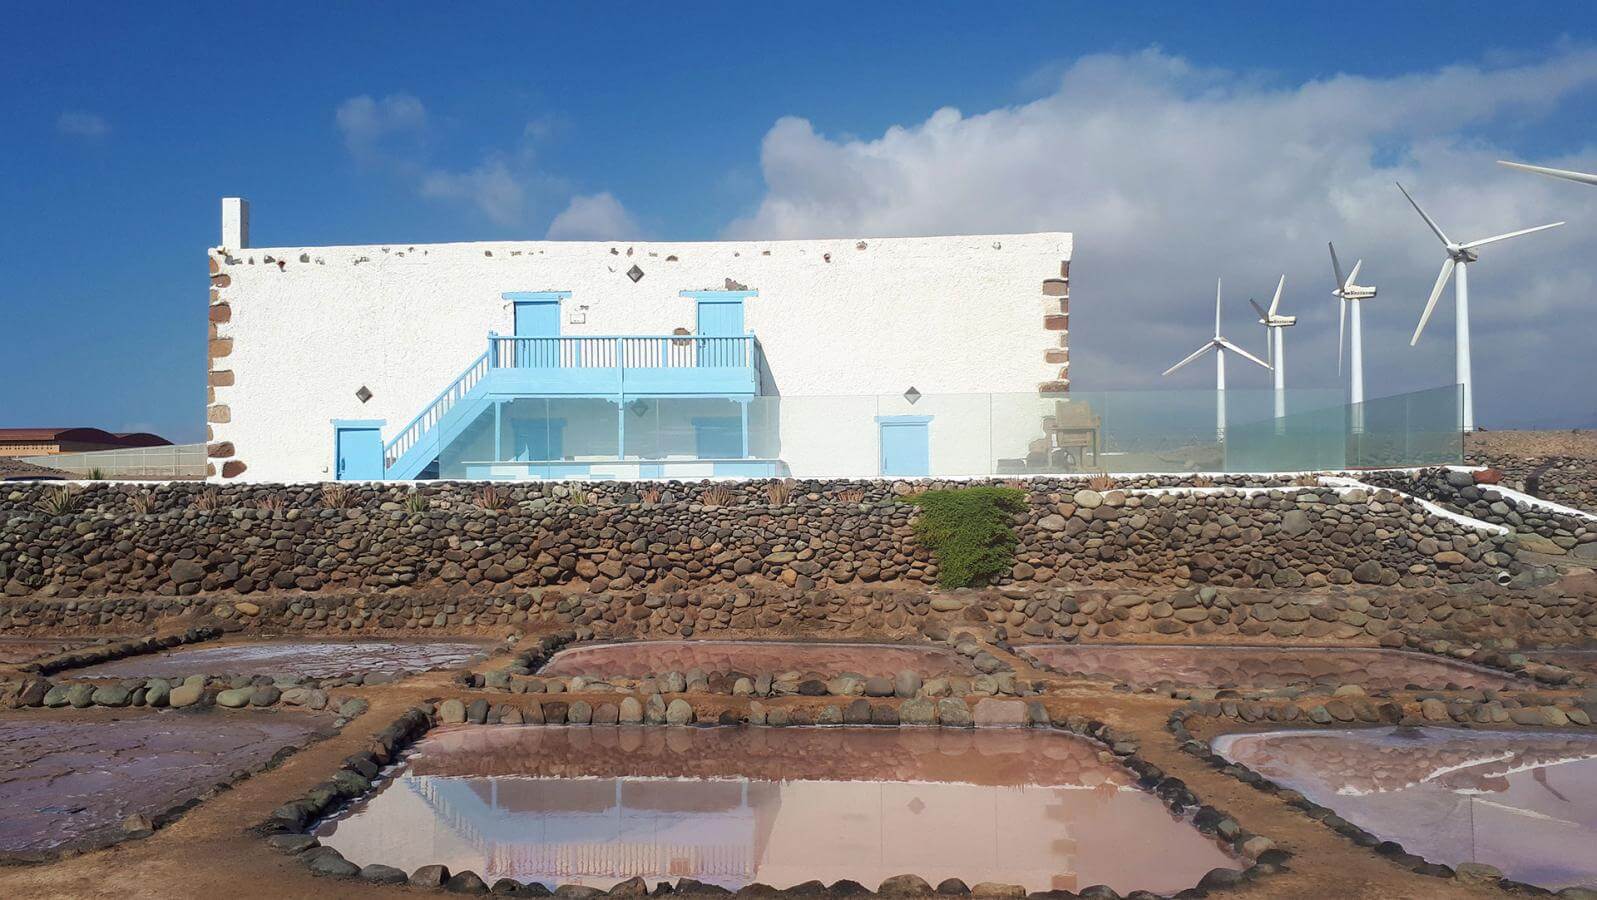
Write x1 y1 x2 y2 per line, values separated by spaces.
693 416 743 459
878 416 931 476
333 421 385 481
696 300 745 367
513 301 561 367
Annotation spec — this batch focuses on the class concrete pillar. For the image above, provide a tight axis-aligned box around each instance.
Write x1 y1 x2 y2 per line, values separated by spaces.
221 197 250 249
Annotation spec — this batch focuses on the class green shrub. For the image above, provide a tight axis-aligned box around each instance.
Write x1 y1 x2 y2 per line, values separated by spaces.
906 486 1028 588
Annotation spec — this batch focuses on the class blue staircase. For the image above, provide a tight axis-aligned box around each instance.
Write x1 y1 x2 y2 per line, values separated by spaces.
384 351 492 480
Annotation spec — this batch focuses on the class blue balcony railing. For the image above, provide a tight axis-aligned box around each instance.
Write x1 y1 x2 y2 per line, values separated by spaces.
486 333 761 397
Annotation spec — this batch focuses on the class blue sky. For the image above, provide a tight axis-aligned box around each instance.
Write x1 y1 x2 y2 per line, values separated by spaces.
3 2 1596 442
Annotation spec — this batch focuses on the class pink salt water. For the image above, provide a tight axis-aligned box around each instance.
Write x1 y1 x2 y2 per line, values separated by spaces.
1215 728 1597 890
68 638 493 679
0 711 327 854
540 640 974 678
314 726 1238 893
1020 644 1530 691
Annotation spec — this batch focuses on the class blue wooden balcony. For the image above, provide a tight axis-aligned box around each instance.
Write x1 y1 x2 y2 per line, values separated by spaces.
487 333 762 397
383 332 764 479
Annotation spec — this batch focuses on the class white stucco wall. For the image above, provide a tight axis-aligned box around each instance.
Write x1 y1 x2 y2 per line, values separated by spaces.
209 229 1071 482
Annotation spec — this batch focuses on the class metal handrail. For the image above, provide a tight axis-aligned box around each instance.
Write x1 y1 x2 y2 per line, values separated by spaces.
488 334 757 369
384 350 490 467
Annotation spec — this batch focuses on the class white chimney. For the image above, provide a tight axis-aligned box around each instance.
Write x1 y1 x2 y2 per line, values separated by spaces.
221 197 250 250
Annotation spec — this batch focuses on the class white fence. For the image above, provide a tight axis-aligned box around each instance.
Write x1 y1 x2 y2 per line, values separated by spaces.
20 444 207 480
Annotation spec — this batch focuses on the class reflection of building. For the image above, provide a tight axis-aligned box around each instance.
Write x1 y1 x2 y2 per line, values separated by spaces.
316 727 1237 894
206 199 1074 482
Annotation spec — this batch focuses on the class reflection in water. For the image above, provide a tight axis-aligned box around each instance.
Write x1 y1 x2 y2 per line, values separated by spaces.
69 639 494 679
1021 644 1528 691
541 641 975 678
315 726 1237 893
1215 728 1597 890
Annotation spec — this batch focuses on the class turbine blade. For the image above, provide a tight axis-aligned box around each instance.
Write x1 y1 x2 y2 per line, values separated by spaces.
1337 297 1346 375
1498 160 1597 187
1217 337 1271 370
1411 257 1456 346
1461 221 1565 250
1396 182 1452 246
1269 275 1285 316
1346 259 1362 289
1328 242 1346 288
1214 277 1223 338
1163 343 1214 377
1249 297 1269 321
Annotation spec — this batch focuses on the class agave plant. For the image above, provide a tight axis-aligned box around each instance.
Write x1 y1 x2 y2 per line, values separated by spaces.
833 486 866 504
1086 474 1117 492
1190 475 1216 488
564 484 592 507
639 486 662 506
404 493 430 515
1291 472 1323 487
320 484 354 509
190 489 224 512
765 480 793 505
129 492 155 516
474 483 509 511
255 493 288 513
700 484 736 507
34 485 81 516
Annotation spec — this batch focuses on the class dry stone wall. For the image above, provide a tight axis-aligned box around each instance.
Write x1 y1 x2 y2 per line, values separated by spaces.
1360 467 1597 560
1 480 1520 599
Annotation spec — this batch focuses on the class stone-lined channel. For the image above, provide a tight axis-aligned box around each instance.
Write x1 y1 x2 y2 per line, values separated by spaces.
63 638 495 680
1213 727 1597 891
1019 644 1531 691
539 640 976 678
313 724 1239 893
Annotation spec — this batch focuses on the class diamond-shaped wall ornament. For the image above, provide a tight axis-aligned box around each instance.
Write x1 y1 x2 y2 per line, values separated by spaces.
355 385 373 404
903 386 922 405
626 264 644 283
629 399 651 417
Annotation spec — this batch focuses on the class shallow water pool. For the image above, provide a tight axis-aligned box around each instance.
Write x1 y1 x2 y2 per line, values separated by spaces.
1214 727 1597 890
67 638 494 680
314 725 1237 893
540 640 975 678
1020 644 1529 691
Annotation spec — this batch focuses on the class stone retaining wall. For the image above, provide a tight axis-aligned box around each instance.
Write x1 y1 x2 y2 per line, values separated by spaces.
1361 467 1597 560
1466 451 1597 516
1 479 1518 599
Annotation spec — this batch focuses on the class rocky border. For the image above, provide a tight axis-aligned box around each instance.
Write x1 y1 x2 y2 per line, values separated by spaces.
256 702 1290 898
2 671 374 717
22 625 222 676
0 704 345 866
1169 702 1597 896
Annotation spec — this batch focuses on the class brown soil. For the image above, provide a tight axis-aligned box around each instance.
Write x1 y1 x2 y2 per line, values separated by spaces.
1468 429 1597 460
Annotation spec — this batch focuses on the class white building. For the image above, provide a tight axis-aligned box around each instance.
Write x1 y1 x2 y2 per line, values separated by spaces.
206 199 1075 483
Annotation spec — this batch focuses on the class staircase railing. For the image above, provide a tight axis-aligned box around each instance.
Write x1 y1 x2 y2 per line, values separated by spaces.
384 350 490 469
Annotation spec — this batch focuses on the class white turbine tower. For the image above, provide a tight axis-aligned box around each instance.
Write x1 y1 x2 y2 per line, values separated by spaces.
1396 182 1564 433
1163 278 1272 441
1498 159 1597 187
1329 243 1376 431
1248 275 1295 422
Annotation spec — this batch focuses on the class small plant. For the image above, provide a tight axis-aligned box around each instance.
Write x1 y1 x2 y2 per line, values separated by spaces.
765 480 793 505
1190 474 1216 488
906 486 1028 588
190 489 224 512
255 493 288 513
700 484 736 507
34 485 81 516
474 483 509 510
88 467 104 481
1291 472 1322 487
565 485 592 507
639 486 662 506
834 486 866 504
129 492 155 516
404 493 430 515
1086 474 1117 492
320 484 354 509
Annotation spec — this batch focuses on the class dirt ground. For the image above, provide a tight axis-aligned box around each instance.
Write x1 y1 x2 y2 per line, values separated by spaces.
1468 429 1597 460
0 636 1531 900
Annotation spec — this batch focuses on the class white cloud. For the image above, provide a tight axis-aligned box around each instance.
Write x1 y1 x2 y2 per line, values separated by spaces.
56 111 109 139
335 93 427 159
726 47 1597 427
546 192 642 240
420 157 527 227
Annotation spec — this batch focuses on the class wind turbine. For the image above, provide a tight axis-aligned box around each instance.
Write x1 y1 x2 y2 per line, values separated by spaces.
1248 275 1295 422
1498 159 1597 187
1163 278 1272 441
1328 243 1376 431
1396 182 1564 433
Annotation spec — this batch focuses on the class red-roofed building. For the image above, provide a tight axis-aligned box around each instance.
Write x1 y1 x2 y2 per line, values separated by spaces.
0 428 172 458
